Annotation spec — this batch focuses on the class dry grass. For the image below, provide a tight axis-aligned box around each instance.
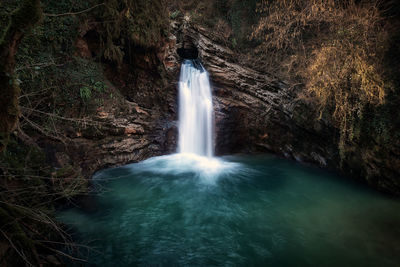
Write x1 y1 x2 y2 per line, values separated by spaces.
251 0 393 157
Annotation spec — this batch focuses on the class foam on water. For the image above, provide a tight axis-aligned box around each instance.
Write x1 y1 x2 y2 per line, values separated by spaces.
115 153 244 184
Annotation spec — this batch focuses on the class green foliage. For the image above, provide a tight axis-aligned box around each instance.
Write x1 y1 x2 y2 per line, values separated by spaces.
231 38 237 48
0 0 42 44
170 10 181 19
94 80 107 92
0 1 121 264
93 0 169 64
16 0 91 58
80 80 108 102
80 86 92 101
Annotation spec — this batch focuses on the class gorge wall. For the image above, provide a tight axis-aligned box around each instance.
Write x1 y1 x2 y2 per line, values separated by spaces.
3 2 399 265
163 19 400 195
17 17 399 195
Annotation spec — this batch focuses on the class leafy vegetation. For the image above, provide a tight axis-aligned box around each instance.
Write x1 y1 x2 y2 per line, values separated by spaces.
89 0 169 65
0 1 122 264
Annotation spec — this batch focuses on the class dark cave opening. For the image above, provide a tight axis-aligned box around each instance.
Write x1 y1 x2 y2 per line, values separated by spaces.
177 46 199 59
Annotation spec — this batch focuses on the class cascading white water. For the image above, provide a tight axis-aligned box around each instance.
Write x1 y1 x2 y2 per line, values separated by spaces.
178 59 214 157
136 58 234 182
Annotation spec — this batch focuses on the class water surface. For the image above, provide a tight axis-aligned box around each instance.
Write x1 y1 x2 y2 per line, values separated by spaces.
58 154 400 266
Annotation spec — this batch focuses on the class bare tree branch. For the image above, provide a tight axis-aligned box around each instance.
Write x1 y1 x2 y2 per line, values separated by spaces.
44 3 105 17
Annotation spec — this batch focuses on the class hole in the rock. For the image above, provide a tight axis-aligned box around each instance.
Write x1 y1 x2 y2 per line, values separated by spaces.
177 47 199 59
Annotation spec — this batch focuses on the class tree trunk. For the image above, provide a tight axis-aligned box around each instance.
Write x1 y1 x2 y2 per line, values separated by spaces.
0 0 42 151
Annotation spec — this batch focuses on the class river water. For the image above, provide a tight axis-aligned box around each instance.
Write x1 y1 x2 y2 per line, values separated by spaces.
58 154 400 266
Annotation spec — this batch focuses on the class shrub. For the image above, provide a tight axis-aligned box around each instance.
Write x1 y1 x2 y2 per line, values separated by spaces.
80 86 92 102
252 0 394 159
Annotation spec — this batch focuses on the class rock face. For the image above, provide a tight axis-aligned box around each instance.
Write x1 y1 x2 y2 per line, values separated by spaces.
171 21 339 162
166 20 400 195
46 18 399 196
41 99 175 177
42 33 180 176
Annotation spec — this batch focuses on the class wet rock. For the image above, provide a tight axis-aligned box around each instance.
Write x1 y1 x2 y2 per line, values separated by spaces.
167 20 400 195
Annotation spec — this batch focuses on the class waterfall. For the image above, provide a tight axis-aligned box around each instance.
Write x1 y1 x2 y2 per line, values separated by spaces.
178 59 214 157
